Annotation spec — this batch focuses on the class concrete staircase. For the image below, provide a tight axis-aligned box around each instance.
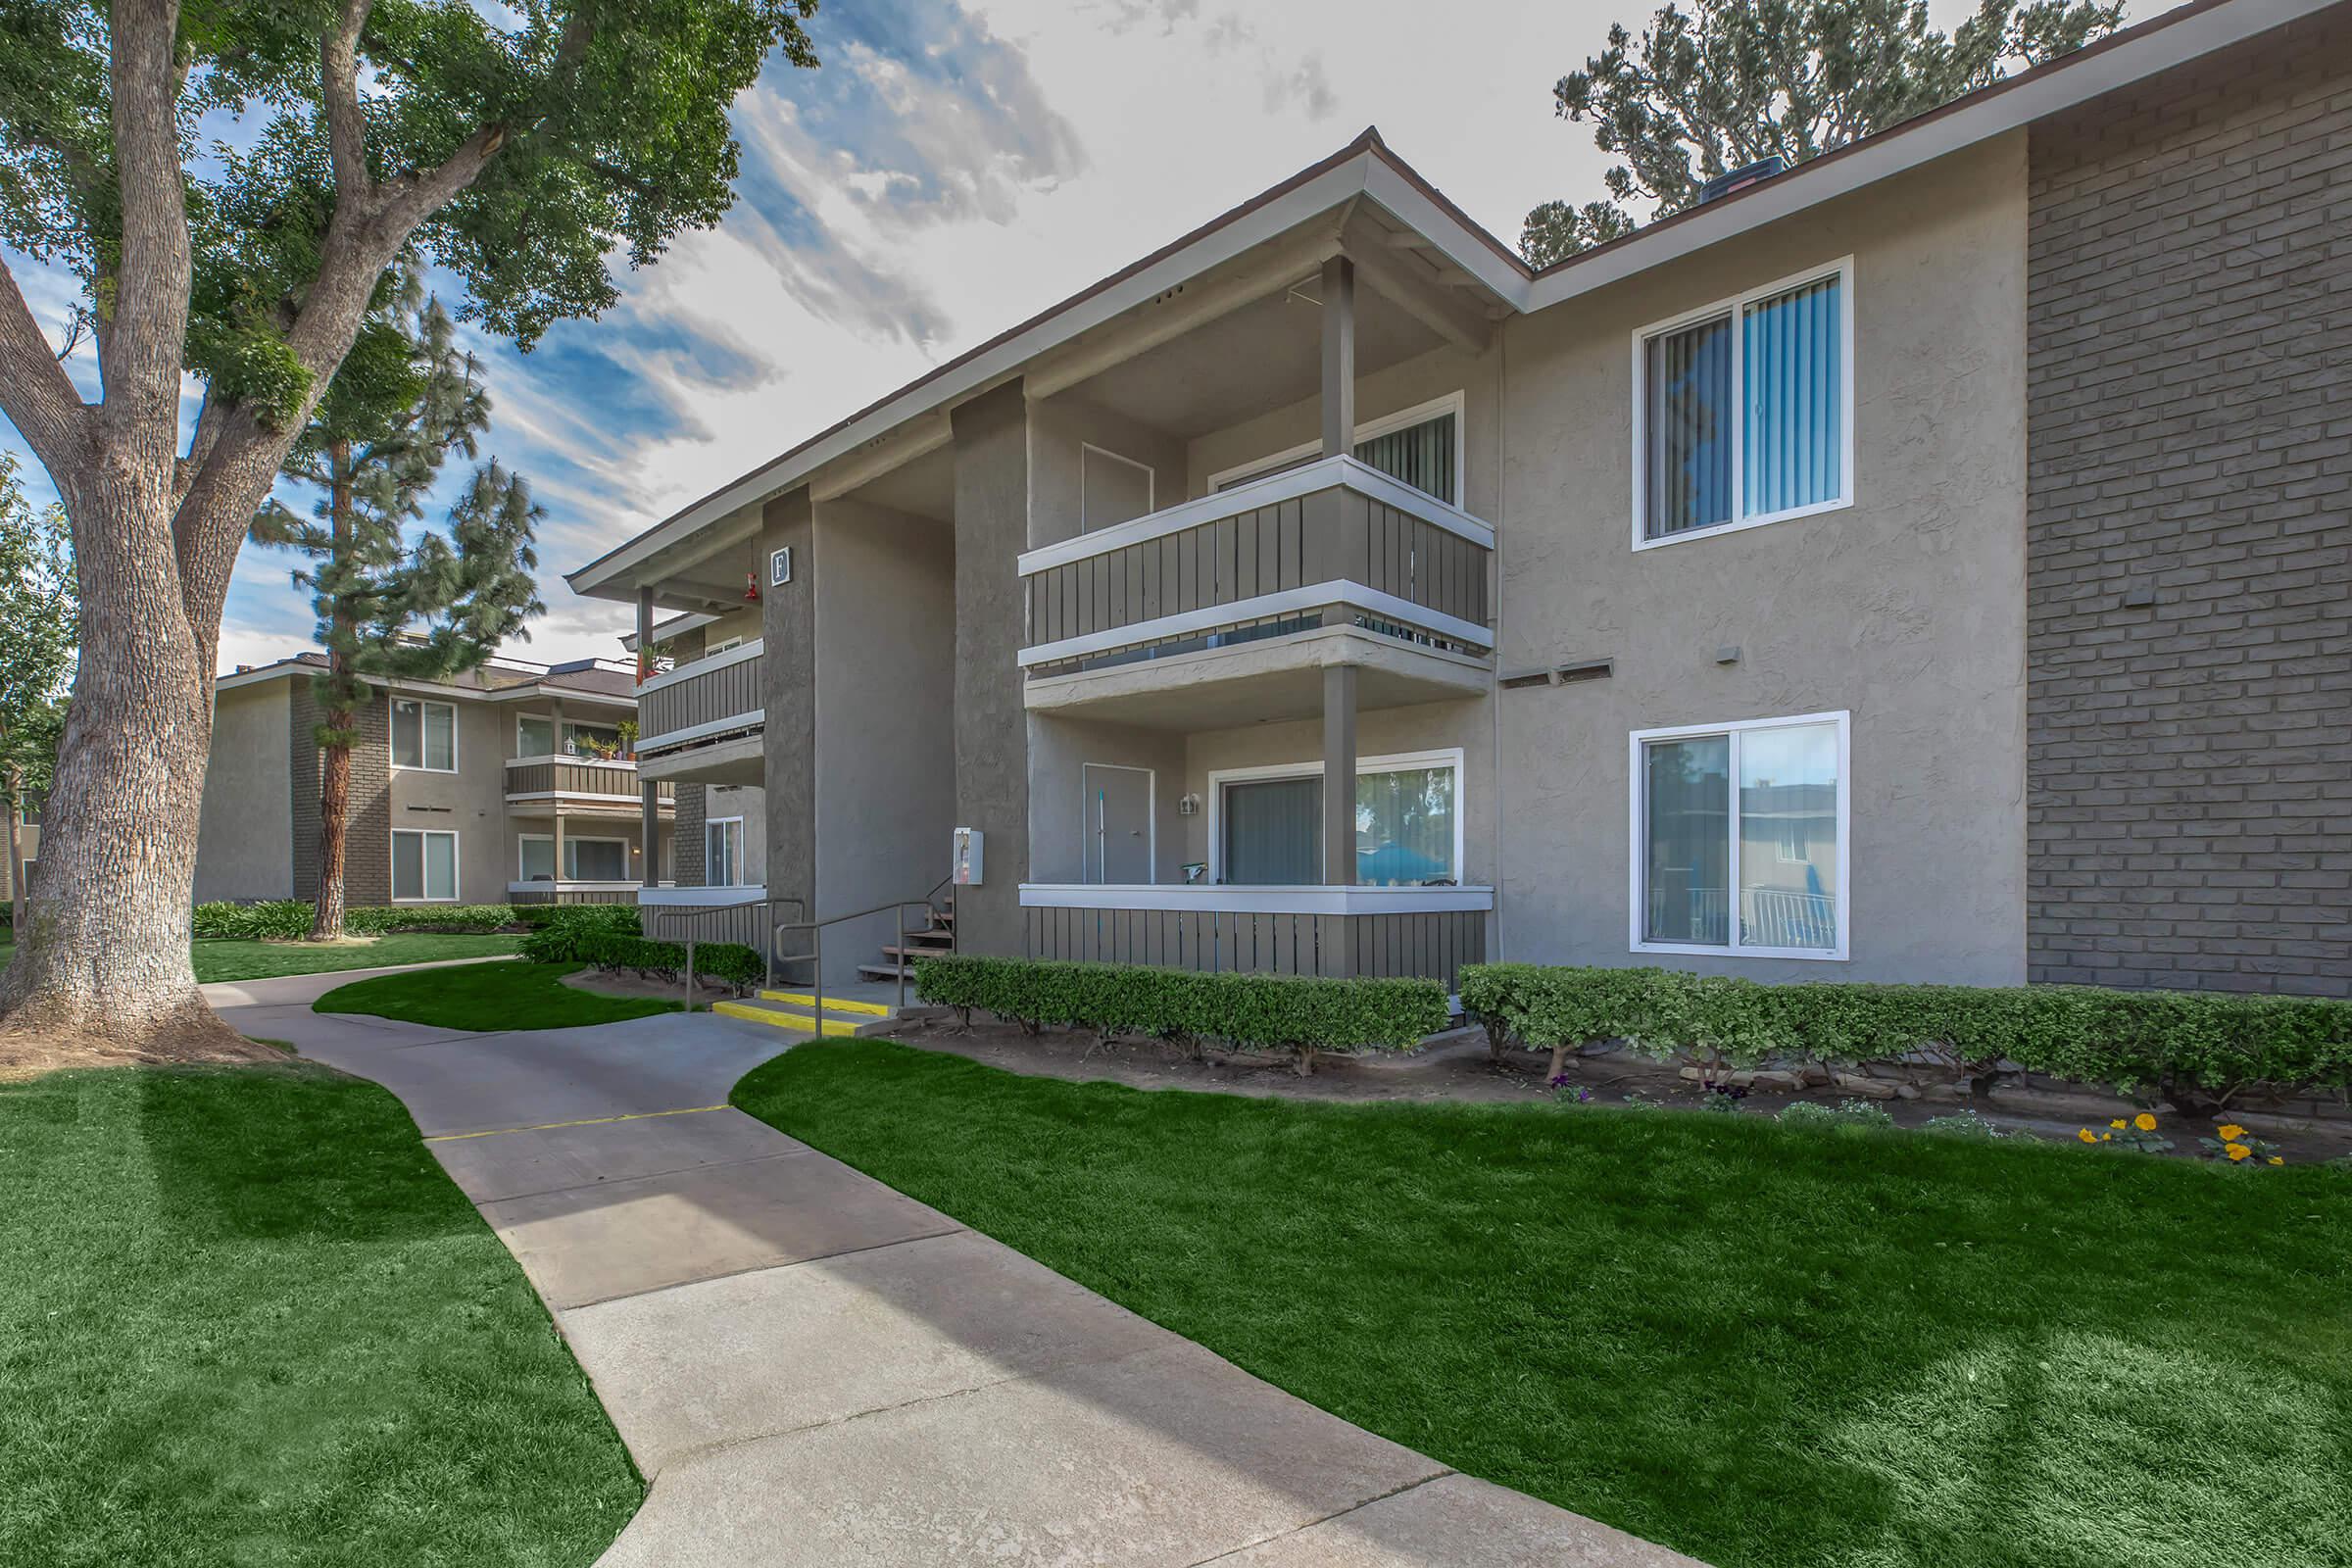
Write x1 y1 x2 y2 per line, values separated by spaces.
857 901 955 984
711 988 896 1037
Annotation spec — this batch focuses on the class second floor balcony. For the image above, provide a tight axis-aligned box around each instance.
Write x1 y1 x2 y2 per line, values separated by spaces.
1017 454 1494 725
503 755 674 812
634 638 765 785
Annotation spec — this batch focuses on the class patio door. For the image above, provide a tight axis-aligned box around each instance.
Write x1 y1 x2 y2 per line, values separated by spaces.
1082 764 1153 884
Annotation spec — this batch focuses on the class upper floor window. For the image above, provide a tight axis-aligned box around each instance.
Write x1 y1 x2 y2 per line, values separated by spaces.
390 698 456 771
1634 261 1851 549
1208 393 1463 509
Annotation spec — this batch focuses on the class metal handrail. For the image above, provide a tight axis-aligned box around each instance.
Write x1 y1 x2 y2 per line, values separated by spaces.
647 896 806 1002
771 874 956 1022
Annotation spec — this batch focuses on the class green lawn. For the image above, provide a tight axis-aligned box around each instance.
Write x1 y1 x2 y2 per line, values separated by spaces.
735 1043 2352 1568
0 931 522 983
316 960 680 1031
0 1065 639 1566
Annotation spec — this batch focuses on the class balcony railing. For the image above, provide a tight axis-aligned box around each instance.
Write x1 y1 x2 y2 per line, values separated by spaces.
1019 882 1492 991
503 756 673 805
637 639 764 756
1016 456 1493 675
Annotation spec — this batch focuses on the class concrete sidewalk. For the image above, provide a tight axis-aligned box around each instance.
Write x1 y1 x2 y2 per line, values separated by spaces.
211 972 1702 1568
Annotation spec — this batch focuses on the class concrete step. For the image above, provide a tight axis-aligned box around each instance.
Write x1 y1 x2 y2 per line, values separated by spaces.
711 998 862 1037
858 962 916 982
758 989 894 1018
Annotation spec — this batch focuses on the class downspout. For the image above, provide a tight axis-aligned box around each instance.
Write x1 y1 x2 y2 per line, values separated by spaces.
1489 324 1508 961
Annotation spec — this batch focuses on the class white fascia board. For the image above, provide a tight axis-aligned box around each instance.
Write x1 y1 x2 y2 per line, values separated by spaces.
636 709 766 755
637 637 763 697
1018 883 1495 915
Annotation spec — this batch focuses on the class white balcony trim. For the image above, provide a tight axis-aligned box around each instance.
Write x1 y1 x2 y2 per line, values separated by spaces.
505 791 665 807
508 880 644 896
636 709 766 755
1016 580 1493 669
637 636 763 697
1019 883 1494 915
505 752 640 772
1016 455 1493 577
638 884 768 906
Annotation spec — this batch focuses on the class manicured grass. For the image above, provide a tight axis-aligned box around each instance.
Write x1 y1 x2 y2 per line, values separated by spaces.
735 1043 2352 1568
317 960 679 1031
0 931 523 983
0 1065 639 1566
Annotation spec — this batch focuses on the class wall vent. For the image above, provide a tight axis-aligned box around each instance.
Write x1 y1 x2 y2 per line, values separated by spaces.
1499 659 1614 690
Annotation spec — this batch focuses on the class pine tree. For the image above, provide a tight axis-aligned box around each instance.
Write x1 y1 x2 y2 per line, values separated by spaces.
252 281 544 941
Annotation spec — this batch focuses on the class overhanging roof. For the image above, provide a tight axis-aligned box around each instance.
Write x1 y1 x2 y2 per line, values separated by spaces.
567 0 2336 603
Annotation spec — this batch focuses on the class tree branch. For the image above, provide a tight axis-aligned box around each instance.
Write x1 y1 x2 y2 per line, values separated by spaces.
0 255 92 481
322 0 377 204
98 0 195 428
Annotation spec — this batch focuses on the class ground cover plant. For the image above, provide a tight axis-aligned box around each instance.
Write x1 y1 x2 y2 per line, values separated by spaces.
0 932 522 985
316 960 681 1031
520 906 762 995
0 1066 639 1565
736 1041 2352 1568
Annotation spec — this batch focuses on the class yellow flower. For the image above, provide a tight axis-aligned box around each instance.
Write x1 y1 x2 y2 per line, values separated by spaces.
2101 1132 2113 1142
2217 1123 2248 1141
2078 1128 2097 1144
2226 1143 2251 1162
2134 1113 2158 1132
2268 1156 2284 1166
2109 1118 2129 1131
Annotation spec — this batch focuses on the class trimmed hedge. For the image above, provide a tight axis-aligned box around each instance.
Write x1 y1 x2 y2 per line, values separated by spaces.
1459 963 2352 1108
189 901 575 939
518 905 762 993
910 955 1450 1072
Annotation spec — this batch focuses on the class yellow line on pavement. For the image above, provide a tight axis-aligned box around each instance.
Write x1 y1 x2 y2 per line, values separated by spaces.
425 1104 730 1143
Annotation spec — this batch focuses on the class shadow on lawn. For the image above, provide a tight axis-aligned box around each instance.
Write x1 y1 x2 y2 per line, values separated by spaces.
137 1063 478 1244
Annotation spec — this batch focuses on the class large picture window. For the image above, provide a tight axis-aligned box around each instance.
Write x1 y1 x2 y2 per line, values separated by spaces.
391 829 459 902
1634 262 1851 548
1211 751 1462 887
518 835 629 883
1630 712 1847 958
391 698 456 771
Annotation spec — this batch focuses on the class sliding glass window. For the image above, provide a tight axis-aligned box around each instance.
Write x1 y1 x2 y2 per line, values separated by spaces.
1637 263 1850 546
1633 713 1846 958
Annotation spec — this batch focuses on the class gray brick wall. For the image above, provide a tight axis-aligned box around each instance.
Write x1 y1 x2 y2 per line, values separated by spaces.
289 678 392 907
2026 22 2352 996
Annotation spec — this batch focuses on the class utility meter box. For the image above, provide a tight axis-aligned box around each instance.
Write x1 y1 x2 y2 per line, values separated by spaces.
952 827 984 887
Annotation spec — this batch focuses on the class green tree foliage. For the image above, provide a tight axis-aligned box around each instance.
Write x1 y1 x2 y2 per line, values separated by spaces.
1521 0 2125 266
0 455 75 931
252 279 543 938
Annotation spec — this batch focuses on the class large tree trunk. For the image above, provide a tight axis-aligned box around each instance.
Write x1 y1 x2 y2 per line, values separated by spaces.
6 758 24 938
311 727 353 942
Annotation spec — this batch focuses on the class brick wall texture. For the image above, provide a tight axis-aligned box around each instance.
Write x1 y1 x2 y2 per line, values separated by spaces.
289 680 392 907
2025 23 2352 996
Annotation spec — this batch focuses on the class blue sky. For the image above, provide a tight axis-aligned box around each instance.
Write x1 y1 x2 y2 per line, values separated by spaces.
1 0 2122 668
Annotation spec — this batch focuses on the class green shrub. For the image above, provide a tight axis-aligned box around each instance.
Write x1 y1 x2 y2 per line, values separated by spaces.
519 906 760 994
912 955 1449 1073
190 901 559 939
1457 963 2352 1107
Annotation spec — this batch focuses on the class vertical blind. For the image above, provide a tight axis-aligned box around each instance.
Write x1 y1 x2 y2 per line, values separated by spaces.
1354 412 1456 505
1644 317 1734 539
1743 274 1842 519
1222 777 1323 884
1643 270 1843 540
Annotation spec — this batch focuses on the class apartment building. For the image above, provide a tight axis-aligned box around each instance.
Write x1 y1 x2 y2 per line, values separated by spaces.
194 652 675 907
567 0 2350 998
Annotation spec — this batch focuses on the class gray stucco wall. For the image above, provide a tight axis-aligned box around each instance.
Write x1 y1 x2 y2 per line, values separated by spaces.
387 695 510 903
1493 133 2031 984
2024 24 2352 997
813 497 957 978
194 679 295 902
1028 715 1189 885
952 381 1033 954
760 488 818 916
1029 394 1190 551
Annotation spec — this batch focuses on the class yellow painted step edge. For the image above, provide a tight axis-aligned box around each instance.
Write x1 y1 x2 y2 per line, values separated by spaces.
758 989 894 1017
712 1001 859 1037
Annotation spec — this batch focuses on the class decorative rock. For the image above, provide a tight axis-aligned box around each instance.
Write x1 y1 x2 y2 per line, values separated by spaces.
1833 1072 1901 1100
1799 1064 1836 1088
1746 1070 1802 1093
1892 1083 1922 1101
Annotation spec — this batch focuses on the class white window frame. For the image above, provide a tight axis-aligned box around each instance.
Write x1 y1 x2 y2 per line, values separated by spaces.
1630 258 1854 553
514 713 555 758
704 815 744 888
390 697 459 773
1206 390 1467 507
390 827 461 904
1626 710 1851 961
1079 443 1155 533
1078 762 1156 885
1205 747 1465 886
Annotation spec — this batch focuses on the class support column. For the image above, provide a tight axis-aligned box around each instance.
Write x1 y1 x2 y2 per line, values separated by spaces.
1320 254 1355 460
1322 663 1356 886
638 585 660 888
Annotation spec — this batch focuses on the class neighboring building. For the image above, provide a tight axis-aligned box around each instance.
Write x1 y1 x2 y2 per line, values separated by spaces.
2 791 38 906
567 0 2350 998
195 652 675 907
